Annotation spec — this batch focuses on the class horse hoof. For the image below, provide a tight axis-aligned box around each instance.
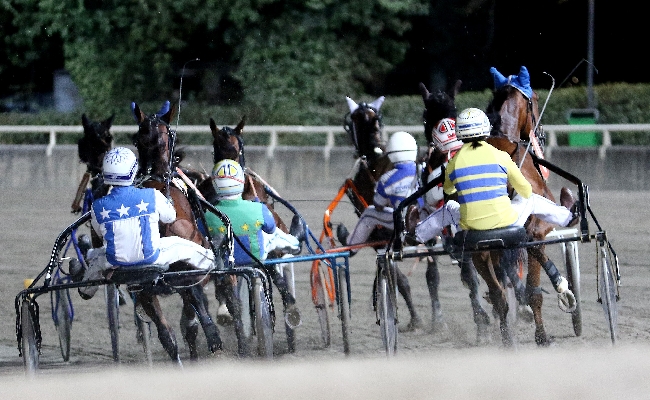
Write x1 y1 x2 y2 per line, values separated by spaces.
476 324 491 346
204 325 223 353
68 258 85 283
474 310 491 326
431 318 448 333
284 303 302 329
237 343 251 358
216 303 233 326
399 317 423 332
557 291 577 313
535 328 552 346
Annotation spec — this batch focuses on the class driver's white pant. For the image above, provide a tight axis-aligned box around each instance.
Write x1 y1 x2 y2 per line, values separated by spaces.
79 237 214 298
261 228 300 259
415 201 461 243
510 193 572 227
347 206 393 246
415 194 573 243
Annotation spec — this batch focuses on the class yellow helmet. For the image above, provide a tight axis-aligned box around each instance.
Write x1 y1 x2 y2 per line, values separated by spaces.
212 159 245 198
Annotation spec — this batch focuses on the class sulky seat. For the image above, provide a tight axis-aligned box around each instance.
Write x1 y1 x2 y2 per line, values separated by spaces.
453 226 528 251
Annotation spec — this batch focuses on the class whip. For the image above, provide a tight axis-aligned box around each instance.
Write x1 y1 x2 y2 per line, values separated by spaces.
519 72 555 169
176 58 200 132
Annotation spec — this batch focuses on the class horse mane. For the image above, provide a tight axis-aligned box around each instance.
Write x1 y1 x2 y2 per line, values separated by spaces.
485 86 511 137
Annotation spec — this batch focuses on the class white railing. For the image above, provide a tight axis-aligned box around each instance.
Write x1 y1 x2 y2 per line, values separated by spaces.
1 123 649 158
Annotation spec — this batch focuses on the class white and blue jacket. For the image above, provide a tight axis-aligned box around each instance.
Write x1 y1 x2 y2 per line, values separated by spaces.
90 186 176 266
374 161 423 210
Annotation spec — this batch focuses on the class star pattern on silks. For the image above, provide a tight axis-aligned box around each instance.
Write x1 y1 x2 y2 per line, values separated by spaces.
100 207 111 220
241 223 250 232
218 226 227 234
136 199 149 213
254 220 263 229
117 204 130 217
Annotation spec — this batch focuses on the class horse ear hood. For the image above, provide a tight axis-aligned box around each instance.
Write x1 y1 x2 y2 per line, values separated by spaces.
346 96 358 113
160 105 174 125
490 66 533 99
369 96 385 111
490 67 508 90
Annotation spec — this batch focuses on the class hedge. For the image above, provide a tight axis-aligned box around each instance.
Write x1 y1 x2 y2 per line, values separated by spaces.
2 82 650 145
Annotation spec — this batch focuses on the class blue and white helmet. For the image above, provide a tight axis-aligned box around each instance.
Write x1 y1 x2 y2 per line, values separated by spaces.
456 108 491 140
102 147 138 186
212 159 245 198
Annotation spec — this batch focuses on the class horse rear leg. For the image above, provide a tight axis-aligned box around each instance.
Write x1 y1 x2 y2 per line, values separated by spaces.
425 255 446 331
214 276 249 357
179 286 223 355
459 255 490 343
473 252 513 347
265 265 301 328
525 249 551 346
137 291 182 364
527 245 573 346
396 266 423 331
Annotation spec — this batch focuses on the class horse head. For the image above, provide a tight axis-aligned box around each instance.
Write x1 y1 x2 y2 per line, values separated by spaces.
210 116 246 166
344 96 385 163
79 113 114 175
131 102 176 179
486 66 541 144
419 80 461 145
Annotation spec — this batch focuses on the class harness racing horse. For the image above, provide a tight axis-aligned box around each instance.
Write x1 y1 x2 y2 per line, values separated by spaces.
196 117 301 353
485 66 576 346
338 96 424 331
131 103 224 362
72 114 114 246
418 81 492 340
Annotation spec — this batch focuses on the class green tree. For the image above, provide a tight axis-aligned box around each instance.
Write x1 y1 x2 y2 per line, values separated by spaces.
225 0 427 123
3 0 426 118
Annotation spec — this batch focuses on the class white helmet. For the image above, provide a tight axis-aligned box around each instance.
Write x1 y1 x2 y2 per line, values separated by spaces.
456 108 491 140
102 147 138 186
432 118 463 152
386 131 418 163
212 159 245 198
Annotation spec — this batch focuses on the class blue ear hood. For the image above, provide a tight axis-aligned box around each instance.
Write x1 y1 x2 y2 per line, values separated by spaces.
131 100 170 122
156 100 170 117
490 66 533 99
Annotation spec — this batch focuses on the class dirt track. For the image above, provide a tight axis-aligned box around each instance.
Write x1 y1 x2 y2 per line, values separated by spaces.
1 185 649 397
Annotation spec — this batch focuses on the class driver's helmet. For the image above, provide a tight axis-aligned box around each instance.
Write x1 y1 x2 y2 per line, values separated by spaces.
456 108 491 140
212 159 245 199
386 131 418 163
102 147 138 186
431 118 463 152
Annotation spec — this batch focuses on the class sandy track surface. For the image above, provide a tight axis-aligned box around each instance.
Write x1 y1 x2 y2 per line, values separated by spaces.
1 186 648 397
